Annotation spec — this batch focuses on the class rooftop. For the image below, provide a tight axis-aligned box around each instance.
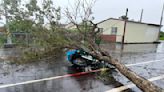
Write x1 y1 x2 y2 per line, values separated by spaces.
97 18 161 27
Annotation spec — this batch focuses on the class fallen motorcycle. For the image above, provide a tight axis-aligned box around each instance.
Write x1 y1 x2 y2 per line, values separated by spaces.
66 49 114 72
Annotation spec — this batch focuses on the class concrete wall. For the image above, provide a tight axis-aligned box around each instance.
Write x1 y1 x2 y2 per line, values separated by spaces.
98 19 160 43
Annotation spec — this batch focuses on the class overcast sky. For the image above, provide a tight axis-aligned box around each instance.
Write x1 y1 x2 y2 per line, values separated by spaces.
0 0 164 31
55 0 164 31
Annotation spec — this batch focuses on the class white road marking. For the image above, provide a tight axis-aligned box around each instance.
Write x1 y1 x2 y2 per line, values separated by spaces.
125 59 164 67
0 59 163 89
105 74 164 92
0 75 67 89
0 69 100 89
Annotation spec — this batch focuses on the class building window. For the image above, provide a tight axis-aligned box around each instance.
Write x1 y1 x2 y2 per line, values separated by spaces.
98 28 103 33
111 27 117 35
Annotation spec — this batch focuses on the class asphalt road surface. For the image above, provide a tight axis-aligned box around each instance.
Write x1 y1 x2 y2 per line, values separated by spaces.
0 41 164 92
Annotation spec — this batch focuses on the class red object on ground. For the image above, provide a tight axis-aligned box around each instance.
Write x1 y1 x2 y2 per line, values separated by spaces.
61 69 101 78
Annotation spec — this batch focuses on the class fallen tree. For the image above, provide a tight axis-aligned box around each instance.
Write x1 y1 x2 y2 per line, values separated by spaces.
66 43 164 92
64 0 164 92
90 51 164 92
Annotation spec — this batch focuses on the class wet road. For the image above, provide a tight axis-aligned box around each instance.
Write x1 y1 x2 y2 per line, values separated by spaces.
0 41 164 92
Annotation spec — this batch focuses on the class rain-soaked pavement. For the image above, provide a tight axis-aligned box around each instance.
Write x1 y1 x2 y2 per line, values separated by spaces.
0 41 164 92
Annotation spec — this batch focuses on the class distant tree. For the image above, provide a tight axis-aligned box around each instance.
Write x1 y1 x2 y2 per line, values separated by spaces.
160 31 164 37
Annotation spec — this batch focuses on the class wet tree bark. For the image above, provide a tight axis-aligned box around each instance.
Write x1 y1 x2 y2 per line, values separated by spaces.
90 52 164 92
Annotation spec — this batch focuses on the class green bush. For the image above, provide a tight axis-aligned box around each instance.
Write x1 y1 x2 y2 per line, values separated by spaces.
160 31 164 40
0 35 6 47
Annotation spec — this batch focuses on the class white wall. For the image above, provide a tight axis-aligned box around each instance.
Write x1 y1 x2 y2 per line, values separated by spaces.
125 22 159 43
98 19 160 43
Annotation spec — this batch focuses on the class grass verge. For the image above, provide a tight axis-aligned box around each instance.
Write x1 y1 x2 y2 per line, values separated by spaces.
160 37 164 40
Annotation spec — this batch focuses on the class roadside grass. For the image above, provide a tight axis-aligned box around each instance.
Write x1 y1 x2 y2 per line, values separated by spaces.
160 37 164 40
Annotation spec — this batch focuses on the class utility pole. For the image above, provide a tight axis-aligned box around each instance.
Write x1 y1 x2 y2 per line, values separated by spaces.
121 8 128 50
140 9 143 22
158 3 164 41
4 0 12 45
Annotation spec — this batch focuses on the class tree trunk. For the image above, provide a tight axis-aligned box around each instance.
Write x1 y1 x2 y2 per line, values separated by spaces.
110 58 163 92
66 42 164 92
90 53 164 92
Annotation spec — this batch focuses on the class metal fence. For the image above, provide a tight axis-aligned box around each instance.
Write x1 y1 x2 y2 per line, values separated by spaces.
0 32 32 46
